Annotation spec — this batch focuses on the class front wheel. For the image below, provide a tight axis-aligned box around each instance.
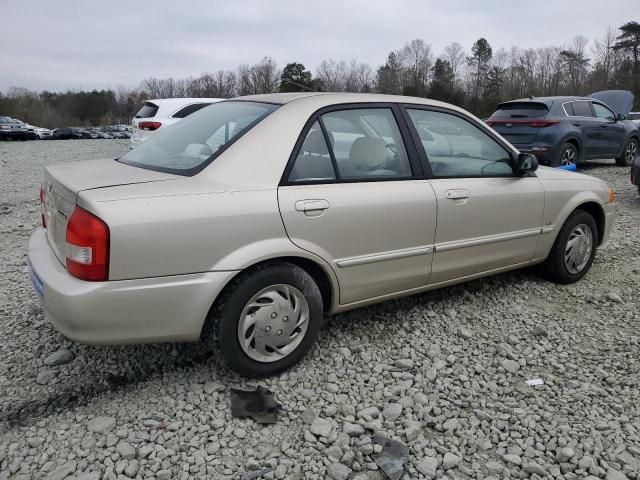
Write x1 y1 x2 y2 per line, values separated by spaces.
540 210 597 284
616 138 638 166
202 263 324 377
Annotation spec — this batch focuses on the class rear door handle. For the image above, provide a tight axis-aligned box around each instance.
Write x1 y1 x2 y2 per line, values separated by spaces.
445 189 470 200
295 199 329 215
600 124 608 128
572 122 581 127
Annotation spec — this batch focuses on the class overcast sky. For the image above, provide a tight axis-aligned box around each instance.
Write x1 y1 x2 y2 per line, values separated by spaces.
0 0 635 92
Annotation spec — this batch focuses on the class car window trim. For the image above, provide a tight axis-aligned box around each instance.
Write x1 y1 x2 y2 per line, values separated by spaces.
317 117 341 180
400 104 518 179
280 102 424 186
169 102 212 119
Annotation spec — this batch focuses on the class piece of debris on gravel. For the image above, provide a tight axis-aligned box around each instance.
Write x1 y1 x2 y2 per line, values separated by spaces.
1 141 639 479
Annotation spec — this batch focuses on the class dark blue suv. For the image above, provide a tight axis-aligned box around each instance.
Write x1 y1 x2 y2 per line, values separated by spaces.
487 90 639 167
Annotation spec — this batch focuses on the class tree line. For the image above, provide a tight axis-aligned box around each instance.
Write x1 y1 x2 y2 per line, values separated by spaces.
1 21 639 128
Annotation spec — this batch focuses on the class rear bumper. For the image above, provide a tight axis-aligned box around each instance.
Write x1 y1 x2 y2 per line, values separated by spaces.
27 228 237 344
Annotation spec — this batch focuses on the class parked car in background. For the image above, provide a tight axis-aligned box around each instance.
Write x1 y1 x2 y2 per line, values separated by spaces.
487 90 638 167
34 127 52 139
628 112 640 127
131 97 222 146
12 120 39 140
29 93 616 377
0 116 27 140
52 128 85 140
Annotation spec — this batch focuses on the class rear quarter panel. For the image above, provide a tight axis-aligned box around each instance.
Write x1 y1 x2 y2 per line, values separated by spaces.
79 178 307 280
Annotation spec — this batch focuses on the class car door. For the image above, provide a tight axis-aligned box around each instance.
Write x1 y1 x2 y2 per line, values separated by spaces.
278 105 438 305
568 100 601 157
403 106 545 284
592 102 626 157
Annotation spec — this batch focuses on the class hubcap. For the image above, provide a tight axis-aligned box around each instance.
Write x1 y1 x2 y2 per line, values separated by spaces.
237 284 309 363
562 146 577 166
564 224 593 274
625 140 637 164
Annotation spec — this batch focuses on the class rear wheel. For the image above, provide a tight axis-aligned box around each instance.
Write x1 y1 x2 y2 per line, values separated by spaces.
616 138 638 166
555 143 578 167
202 263 324 377
541 210 597 284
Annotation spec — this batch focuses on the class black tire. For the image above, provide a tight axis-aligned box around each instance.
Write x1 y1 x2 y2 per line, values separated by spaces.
540 210 598 284
201 262 323 377
554 142 578 167
615 137 638 167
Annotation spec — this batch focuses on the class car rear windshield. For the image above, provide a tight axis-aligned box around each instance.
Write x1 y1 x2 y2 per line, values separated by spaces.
491 102 549 119
135 102 159 118
118 101 278 176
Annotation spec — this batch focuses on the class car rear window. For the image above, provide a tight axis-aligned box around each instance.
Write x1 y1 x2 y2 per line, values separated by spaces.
135 102 159 119
491 102 549 119
172 103 211 118
119 101 278 176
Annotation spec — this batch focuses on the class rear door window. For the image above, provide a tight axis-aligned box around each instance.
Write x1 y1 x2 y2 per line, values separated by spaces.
570 101 593 117
172 103 211 118
135 102 159 119
491 103 548 119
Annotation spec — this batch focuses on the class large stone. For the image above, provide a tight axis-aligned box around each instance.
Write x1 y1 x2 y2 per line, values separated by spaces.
46 461 77 480
382 403 402 421
416 456 438 478
500 359 520 373
87 416 116 434
116 441 136 460
36 369 56 385
343 422 364 437
309 417 333 438
605 469 629 480
327 463 352 480
523 463 546 475
442 452 461 470
44 349 74 366
556 447 575 463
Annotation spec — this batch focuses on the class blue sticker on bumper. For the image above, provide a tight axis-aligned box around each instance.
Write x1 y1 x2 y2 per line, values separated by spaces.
29 261 44 298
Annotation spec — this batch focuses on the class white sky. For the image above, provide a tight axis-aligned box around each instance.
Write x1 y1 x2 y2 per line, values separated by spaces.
0 0 635 92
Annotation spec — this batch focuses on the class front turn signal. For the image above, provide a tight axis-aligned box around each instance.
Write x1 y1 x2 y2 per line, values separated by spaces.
608 187 615 203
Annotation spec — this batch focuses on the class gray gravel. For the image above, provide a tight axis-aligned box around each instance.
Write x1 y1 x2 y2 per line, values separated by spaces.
1 139 640 479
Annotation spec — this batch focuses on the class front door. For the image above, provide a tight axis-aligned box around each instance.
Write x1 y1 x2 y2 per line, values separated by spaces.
403 107 545 284
592 102 627 157
278 106 437 305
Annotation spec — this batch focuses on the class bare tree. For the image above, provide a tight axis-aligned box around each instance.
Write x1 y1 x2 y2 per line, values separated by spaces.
443 42 465 87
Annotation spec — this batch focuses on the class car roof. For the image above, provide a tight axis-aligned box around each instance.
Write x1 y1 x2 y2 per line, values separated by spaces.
230 92 473 114
147 97 224 106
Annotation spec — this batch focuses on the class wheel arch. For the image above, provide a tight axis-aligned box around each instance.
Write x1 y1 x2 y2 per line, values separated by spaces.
574 201 605 246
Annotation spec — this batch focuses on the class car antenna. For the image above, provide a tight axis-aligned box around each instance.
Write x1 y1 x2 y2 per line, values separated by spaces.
280 79 318 93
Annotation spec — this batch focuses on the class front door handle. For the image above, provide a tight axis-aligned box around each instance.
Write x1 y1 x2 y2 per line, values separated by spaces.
295 199 329 216
445 189 470 200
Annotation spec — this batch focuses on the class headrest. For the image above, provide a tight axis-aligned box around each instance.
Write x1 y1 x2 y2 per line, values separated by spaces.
349 136 386 168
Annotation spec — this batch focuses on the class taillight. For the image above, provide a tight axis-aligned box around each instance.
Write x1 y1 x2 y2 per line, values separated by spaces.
138 121 161 131
39 187 46 228
486 119 559 128
65 207 109 281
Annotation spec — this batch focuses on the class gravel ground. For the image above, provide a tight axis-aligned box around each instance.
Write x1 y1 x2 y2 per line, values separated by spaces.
0 140 639 480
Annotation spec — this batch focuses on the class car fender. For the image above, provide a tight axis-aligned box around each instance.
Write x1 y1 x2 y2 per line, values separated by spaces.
210 237 341 308
534 186 608 261
619 128 639 157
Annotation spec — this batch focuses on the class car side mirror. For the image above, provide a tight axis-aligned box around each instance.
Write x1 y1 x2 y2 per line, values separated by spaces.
616 113 626 121
515 153 538 175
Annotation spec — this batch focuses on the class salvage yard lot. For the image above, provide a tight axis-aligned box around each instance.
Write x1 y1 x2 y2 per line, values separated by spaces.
0 140 639 480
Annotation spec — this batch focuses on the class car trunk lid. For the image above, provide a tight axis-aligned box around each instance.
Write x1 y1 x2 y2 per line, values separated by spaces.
487 101 555 146
42 158 178 265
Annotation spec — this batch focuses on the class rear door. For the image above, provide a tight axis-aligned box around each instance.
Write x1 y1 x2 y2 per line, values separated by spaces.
404 106 545 284
278 105 437 305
